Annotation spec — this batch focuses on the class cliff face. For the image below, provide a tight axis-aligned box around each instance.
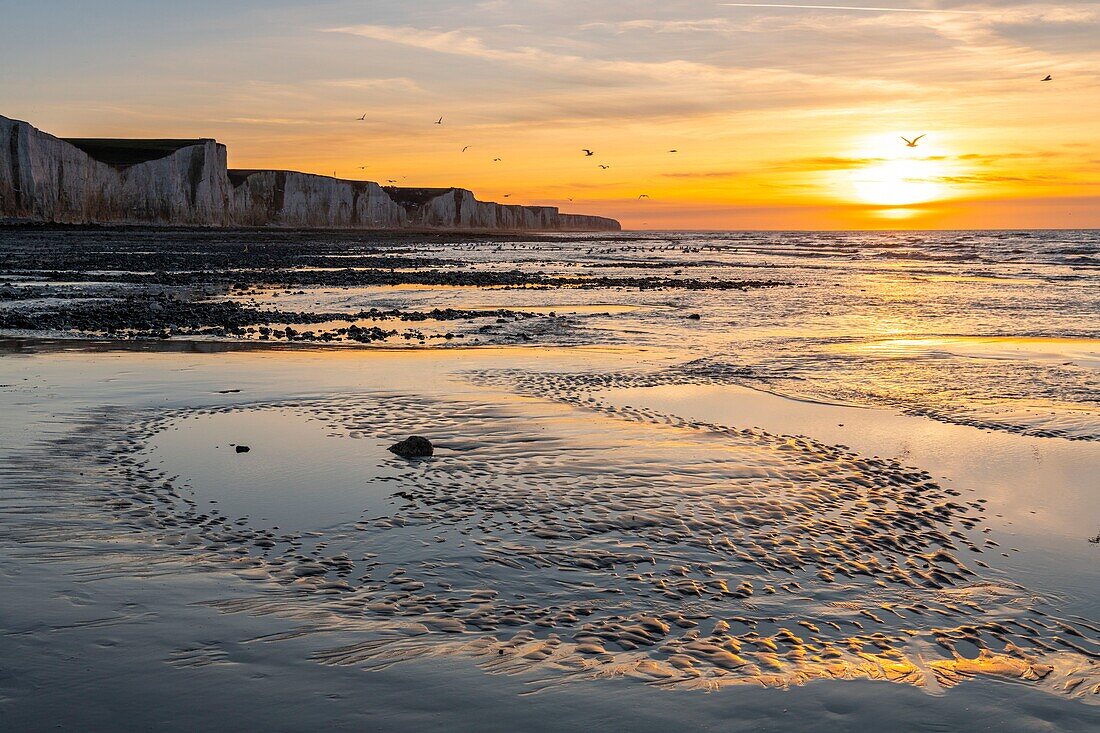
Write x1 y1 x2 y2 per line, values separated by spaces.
393 187 558 230
1 116 233 225
557 213 624 232
229 171 409 228
0 115 621 232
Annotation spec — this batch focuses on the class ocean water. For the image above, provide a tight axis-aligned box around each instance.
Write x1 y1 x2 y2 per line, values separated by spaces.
233 228 1097 440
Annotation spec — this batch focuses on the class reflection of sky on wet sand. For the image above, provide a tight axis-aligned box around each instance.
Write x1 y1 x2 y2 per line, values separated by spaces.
848 336 1100 370
600 382 1100 608
144 409 399 529
2 341 1099 726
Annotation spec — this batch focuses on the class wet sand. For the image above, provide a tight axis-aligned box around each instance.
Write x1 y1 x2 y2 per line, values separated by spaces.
1 345 1098 731
1 229 1098 730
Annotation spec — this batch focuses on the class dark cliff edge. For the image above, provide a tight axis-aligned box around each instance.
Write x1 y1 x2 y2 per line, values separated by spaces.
0 115 621 232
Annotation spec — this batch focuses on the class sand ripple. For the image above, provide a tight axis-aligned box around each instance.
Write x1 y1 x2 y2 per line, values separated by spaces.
11 378 1099 700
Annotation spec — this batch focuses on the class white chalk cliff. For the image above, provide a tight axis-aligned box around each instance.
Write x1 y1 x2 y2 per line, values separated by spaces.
0 115 620 232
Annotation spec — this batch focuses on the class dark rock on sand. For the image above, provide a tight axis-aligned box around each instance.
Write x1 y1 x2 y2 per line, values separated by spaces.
388 436 434 458
687 313 701 320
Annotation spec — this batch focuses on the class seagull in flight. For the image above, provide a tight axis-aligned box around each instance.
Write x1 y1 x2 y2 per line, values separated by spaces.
668 149 678 153
493 158 502 162
1042 75 1052 81
901 134 926 148
582 149 595 157
462 146 471 152
638 194 650 199
435 117 444 125
598 164 610 169
357 113 367 121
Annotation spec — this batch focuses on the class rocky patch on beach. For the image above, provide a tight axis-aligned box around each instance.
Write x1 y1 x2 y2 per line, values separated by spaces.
0 295 554 344
0 228 785 346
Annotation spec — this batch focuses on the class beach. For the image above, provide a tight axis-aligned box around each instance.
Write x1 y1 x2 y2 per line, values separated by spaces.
1 228 1098 731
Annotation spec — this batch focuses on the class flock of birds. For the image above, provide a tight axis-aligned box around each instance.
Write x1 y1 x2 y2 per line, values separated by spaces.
351 113 666 201
351 73 1053 204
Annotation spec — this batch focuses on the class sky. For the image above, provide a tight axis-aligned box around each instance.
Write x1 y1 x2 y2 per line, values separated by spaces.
2 0 1098 229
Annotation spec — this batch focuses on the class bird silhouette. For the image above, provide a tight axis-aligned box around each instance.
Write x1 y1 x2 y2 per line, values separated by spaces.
503 194 511 198
462 146 471 152
1042 75 1052 81
357 165 369 170
435 117 444 125
638 194 650 199
582 149 595 156
493 158 502 162
901 134 926 147
357 114 366 121
669 149 678 153
598 164 610 169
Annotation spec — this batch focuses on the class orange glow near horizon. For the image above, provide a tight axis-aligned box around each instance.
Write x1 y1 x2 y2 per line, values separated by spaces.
187 115 1100 229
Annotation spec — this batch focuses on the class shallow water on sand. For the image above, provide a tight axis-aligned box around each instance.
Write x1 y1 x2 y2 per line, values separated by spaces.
1 346 1098 731
144 409 400 529
601 383 1100 614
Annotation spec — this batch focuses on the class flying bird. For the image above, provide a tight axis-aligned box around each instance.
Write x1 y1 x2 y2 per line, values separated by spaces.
357 114 366 121
638 194 650 199
493 158 502 162
901 134 926 147
1042 75 1052 81
357 165 369 170
462 146 471 152
598 164 610 169
503 194 512 198
582 149 595 156
435 117 444 125
669 149 678 153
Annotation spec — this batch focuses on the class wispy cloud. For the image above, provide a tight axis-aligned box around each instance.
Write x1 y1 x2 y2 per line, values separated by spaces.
720 3 984 14
661 170 744 178
774 156 887 171
325 23 924 122
321 78 423 93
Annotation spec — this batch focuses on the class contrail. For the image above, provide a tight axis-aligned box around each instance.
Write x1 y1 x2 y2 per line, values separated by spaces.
721 3 984 14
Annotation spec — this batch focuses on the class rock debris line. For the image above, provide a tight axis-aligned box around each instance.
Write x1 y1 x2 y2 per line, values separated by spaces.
0 297 541 343
10 379 1097 700
0 229 784 343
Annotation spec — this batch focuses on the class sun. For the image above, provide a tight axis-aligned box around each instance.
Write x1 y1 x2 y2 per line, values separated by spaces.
851 159 947 206
838 133 955 209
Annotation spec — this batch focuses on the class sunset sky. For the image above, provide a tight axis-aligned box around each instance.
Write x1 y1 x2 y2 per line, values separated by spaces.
2 0 1098 229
